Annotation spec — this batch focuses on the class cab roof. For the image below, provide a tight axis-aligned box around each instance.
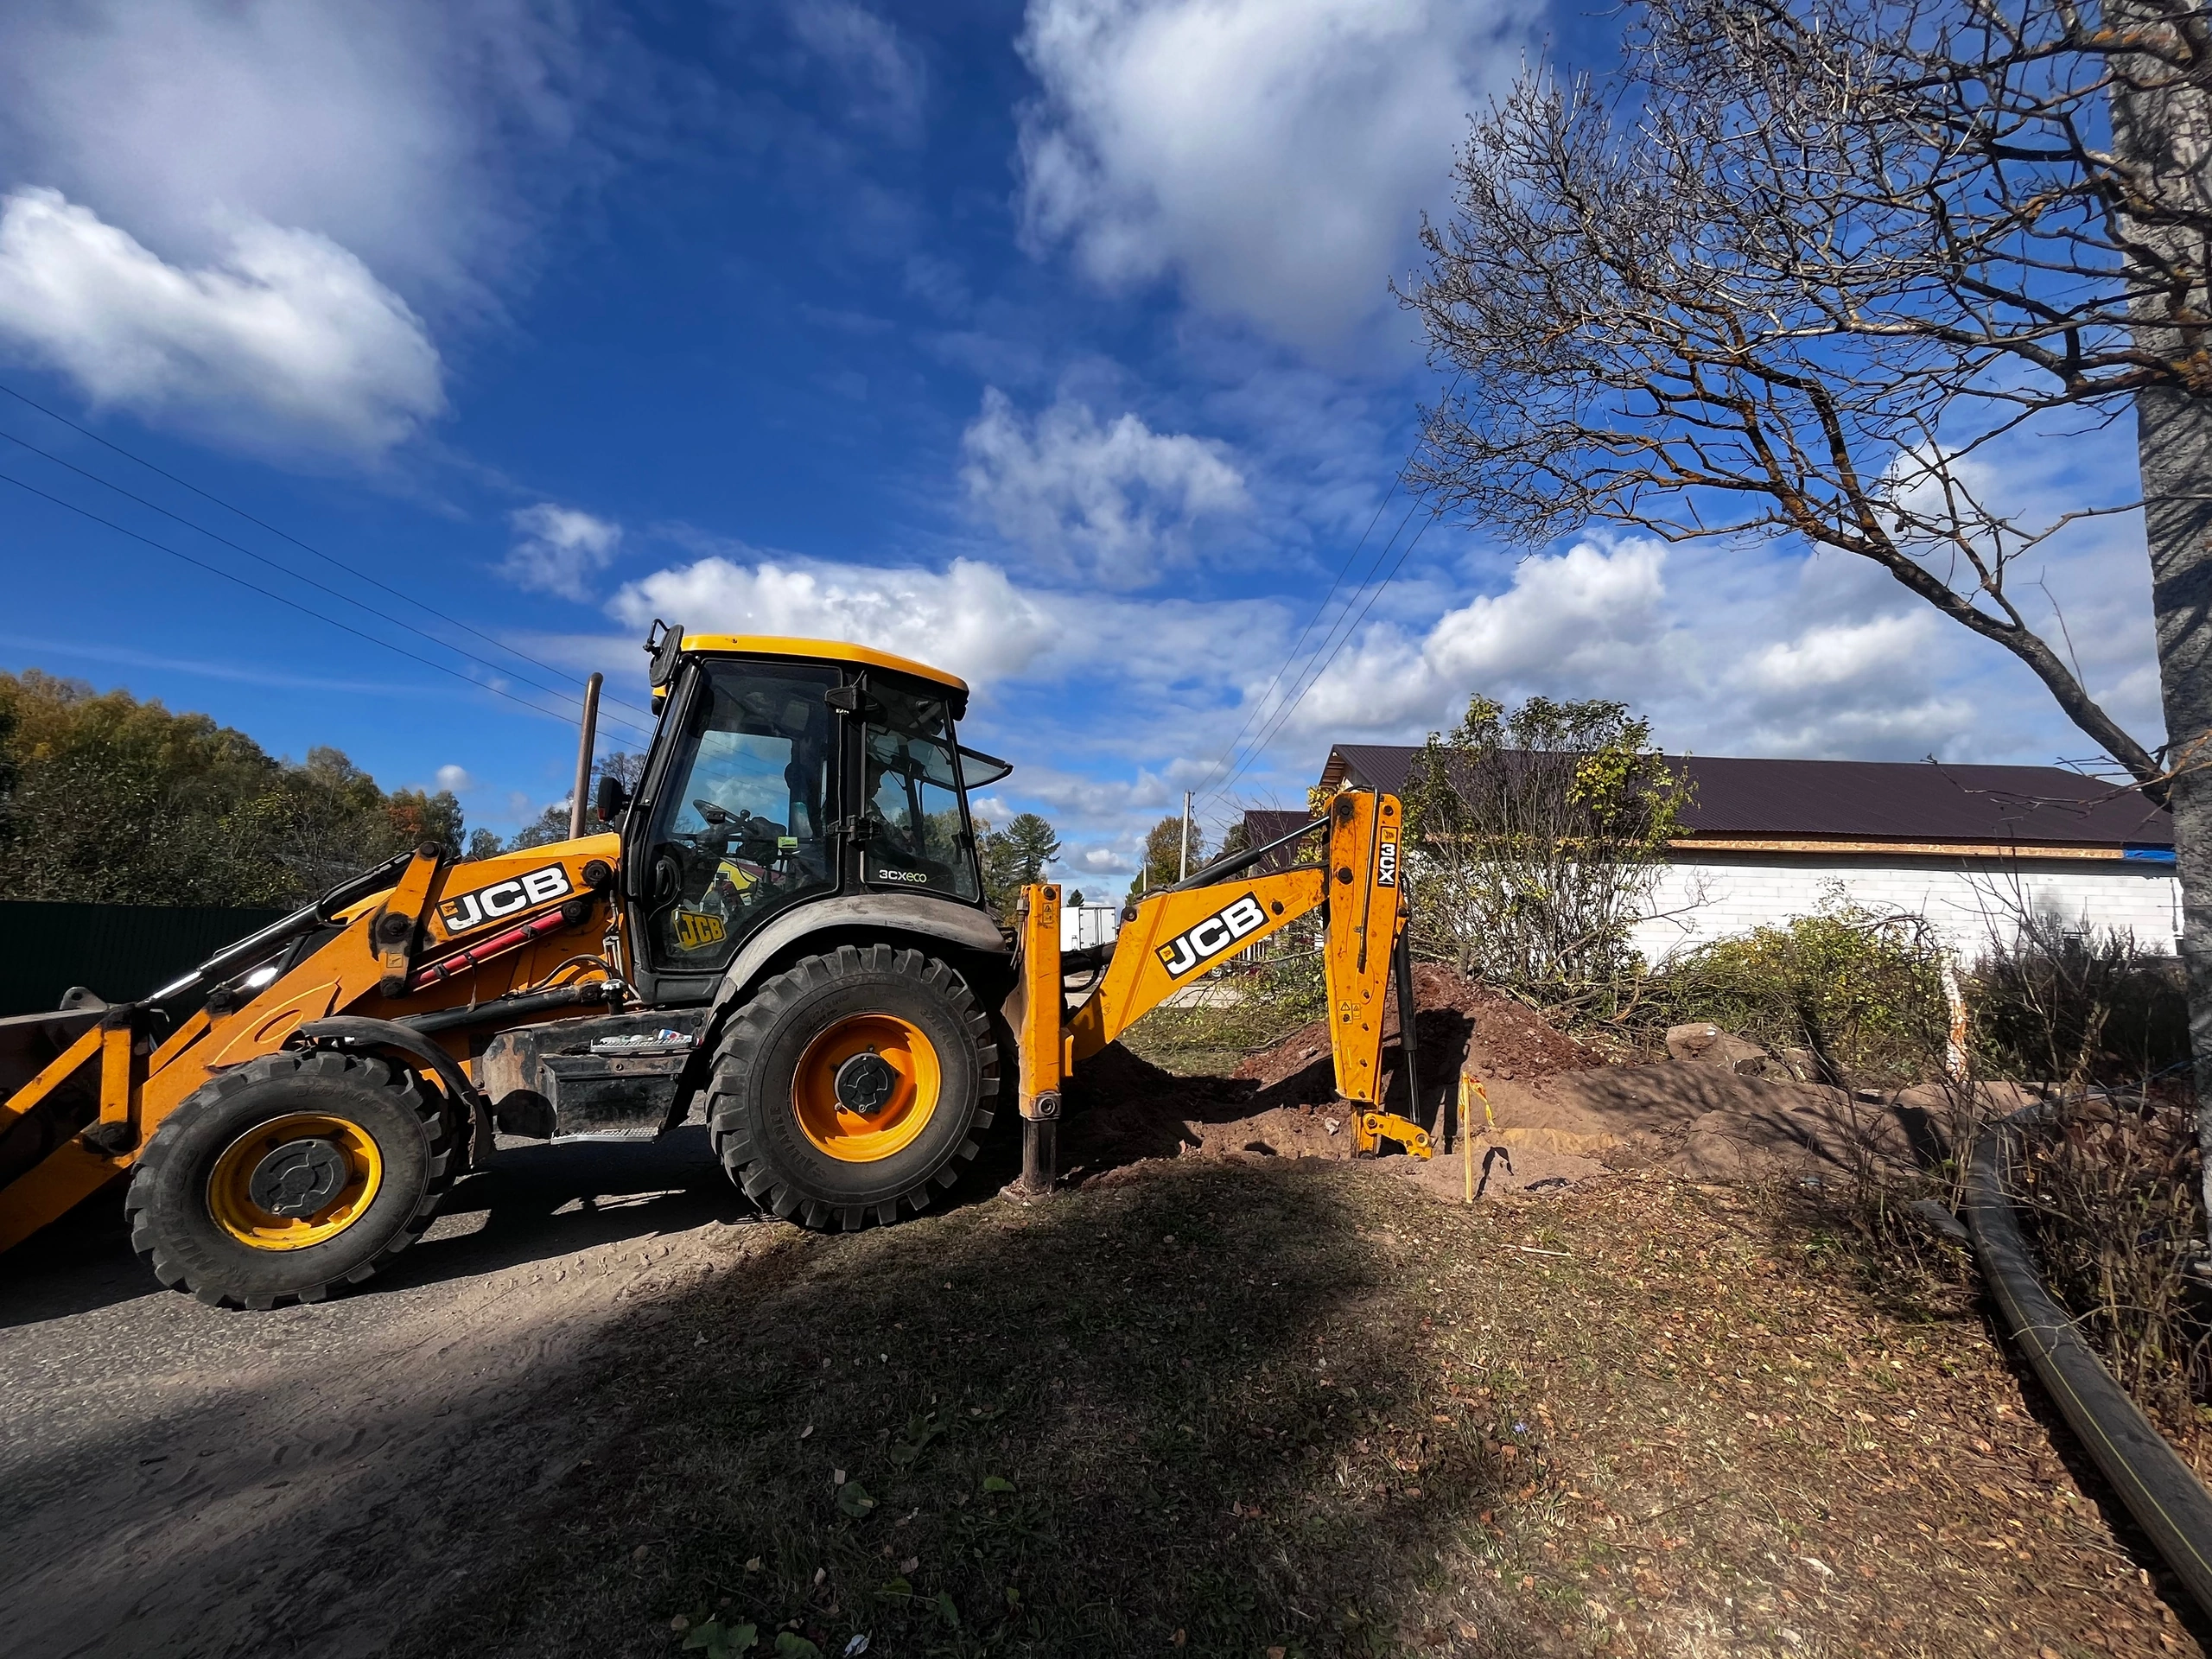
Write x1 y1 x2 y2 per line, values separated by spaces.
679 634 969 695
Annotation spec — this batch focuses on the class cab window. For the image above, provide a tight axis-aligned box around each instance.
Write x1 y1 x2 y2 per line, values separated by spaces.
862 683 980 902
643 664 837 972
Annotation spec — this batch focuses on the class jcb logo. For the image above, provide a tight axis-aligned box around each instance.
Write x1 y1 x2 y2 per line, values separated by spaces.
438 863 572 934
674 909 727 950
1155 893 1268 980
1376 826 1399 887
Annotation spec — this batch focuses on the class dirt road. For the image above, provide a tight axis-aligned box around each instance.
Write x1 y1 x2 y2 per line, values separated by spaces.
0 1128 774 1659
3 1077 2201 1659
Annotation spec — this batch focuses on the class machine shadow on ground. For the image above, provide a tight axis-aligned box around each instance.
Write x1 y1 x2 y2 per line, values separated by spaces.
385 1156 1530 1659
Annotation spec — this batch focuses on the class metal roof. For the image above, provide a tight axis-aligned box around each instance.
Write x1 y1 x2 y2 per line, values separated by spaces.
1319 746 2175 849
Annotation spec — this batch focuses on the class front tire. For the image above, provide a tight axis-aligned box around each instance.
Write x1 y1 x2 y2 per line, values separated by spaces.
708 944 998 1230
126 1050 454 1309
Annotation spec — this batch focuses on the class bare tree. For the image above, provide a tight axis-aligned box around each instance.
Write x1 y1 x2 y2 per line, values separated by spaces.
1403 694 1692 1019
1402 0 2212 1213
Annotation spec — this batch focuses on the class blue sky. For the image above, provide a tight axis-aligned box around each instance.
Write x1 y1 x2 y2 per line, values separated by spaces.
0 0 2168 880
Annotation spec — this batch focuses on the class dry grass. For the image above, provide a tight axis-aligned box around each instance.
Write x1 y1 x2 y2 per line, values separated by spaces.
1119 999 1316 1078
386 1159 2198 1659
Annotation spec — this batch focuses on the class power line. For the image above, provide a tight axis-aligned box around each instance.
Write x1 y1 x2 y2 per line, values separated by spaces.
1202 491 1429 811
1186 374 1462 814
1183 472 1408 804
0 379 659 726
1203 493 1442 814
0 467 645 739
0 424 654 746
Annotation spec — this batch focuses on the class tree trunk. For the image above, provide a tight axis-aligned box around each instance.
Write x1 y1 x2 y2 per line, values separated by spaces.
2109 5 2212 1233
2139 385 2212 1232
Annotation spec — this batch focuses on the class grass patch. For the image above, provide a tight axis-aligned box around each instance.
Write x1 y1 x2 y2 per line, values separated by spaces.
1117 998 1315 1078
391 1162 2195 1658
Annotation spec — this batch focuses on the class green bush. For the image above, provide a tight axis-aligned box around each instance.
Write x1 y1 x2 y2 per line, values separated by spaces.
1971 927 2190 1090
1639 894 1948 1086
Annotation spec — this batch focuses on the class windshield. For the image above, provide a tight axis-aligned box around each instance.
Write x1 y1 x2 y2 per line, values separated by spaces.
642 663 838 972
862 681 980 902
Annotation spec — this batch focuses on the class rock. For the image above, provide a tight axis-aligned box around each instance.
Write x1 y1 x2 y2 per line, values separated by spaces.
1663 1022 1770 1071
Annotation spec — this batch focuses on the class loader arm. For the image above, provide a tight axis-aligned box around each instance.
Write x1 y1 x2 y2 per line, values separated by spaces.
0 835 624 1255
1005 789 1427 1194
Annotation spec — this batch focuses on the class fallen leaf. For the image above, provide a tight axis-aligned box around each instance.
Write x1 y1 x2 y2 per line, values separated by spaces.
837 1480 877 1517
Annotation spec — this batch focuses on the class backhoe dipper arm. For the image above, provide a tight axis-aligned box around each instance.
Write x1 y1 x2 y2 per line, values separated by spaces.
1006 790 1422 1195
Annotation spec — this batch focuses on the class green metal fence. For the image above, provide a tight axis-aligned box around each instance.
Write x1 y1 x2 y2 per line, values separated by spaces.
0 903 290 1017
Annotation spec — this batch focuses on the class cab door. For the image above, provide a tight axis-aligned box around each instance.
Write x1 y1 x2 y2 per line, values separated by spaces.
625 660 842 1001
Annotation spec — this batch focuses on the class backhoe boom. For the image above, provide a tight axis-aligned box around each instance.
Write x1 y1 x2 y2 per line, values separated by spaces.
1005 789 1429 1193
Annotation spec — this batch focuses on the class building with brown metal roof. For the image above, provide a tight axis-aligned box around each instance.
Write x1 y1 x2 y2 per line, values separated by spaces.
1292 747 2180 960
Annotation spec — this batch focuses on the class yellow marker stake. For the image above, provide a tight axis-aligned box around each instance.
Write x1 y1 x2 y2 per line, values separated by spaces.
1459 1072 1493 1205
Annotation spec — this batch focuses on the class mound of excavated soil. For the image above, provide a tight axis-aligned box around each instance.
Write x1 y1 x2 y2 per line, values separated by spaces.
1065 963 1938 1200
1060 965 1605 1187
1226 963 1595 1117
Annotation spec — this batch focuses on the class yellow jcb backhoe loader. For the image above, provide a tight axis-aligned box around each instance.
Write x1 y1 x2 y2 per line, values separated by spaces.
0 625 1429 1308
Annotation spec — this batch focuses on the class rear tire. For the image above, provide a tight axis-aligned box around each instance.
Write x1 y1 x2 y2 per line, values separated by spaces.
126 1049 454 1310
708 944 997 1230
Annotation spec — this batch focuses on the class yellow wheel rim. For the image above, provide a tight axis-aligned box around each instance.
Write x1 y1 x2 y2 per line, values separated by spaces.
792 1014 941 1163
207 1112 385 1250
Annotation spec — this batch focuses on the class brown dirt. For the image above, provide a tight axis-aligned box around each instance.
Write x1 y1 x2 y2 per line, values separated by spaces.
1093 965 1929 1202
1230 963 1600 1093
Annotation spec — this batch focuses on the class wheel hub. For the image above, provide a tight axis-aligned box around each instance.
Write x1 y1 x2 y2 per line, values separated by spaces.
246 1138 349 1217
833 1051 899 1115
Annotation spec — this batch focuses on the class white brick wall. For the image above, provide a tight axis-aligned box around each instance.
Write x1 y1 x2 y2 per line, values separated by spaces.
1631 852 2183 964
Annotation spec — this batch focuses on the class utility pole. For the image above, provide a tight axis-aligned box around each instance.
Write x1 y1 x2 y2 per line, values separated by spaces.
1179 791 1192 881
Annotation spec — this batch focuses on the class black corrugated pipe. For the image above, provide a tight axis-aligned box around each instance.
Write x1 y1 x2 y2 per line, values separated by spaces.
1964 1116 2212 1615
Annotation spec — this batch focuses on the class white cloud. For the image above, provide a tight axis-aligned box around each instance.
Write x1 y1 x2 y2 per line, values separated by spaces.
1277 524 2156 777
434 764 475 793
1015 0 1535 353
1291 539 1670 735
609 555 1061 690
504 504 626 601
0 1 600 308
597 488 2165 872
785 2 928 142
0 188 443 460
959 388 1251 586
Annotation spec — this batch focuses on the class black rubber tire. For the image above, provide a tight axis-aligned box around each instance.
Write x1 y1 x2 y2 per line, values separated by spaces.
708 944 998 1231
125 1049 454 1310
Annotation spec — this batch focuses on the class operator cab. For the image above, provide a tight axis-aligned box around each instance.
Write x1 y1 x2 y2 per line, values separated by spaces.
615 626 1010 1002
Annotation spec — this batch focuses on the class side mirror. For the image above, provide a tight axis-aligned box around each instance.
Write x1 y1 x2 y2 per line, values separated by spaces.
645 618 686 689
595 772 630 825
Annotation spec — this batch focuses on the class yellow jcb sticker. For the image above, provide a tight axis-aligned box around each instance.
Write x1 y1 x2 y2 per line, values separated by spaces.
674 909 728 950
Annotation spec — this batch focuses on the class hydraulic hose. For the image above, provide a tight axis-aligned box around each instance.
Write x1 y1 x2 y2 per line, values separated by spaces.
1964 1118 2212 1616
